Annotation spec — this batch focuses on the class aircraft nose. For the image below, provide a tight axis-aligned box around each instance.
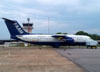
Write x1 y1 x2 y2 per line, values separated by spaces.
94 40 98 45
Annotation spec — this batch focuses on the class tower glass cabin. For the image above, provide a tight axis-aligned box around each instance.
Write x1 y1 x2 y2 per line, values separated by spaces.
22 18 33 33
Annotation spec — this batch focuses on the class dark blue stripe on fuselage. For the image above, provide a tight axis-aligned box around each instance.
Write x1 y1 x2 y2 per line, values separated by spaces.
13 37 86 46
11 35 86 46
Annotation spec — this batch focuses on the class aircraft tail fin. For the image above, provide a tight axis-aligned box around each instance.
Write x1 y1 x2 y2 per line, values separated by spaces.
2 18 28 36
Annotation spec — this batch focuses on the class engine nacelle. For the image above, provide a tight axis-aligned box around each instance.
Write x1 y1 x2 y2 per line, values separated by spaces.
65 37 74 44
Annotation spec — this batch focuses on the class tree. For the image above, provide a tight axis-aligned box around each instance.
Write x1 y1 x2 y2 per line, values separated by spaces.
75 31 100 40
56 32 67 35
56 32 62 34
75 31 89 36
63 33 67 35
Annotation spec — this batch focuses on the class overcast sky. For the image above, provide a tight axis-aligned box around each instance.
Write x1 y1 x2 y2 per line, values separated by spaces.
0 0 100 39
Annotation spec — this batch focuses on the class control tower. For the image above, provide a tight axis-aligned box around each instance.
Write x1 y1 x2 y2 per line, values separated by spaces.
23 18 33 33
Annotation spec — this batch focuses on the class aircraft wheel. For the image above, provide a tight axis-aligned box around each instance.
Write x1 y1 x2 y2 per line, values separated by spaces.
91 46 97 49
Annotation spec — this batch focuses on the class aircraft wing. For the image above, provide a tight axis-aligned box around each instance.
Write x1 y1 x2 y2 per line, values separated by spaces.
52 34 67 41
52 34 75 43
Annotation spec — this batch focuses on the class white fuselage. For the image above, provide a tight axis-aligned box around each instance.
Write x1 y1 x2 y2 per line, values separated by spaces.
17 35 59 42
16 34 95 43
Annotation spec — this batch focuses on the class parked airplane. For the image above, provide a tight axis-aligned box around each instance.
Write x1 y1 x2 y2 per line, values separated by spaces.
2 18 98 48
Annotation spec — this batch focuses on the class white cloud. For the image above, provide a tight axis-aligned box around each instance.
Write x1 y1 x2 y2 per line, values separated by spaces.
32 19 69 33
0 5 4 8
18 8 46 15
85 29 100 34
36 0 100 14
10 7 59 18
1 0 100 35
9 0 27 3
67 0 100 13
37 0 80 6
